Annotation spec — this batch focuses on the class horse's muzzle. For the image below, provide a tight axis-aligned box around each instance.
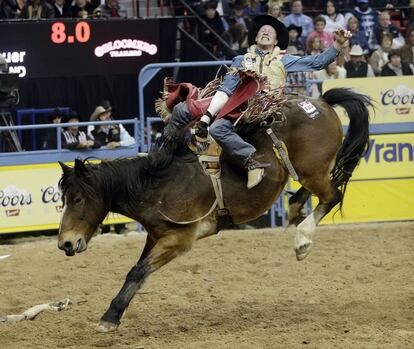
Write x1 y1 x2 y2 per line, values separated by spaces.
59 237 86 256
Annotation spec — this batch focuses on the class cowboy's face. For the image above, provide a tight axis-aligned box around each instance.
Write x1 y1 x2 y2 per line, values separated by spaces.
256 25 277 48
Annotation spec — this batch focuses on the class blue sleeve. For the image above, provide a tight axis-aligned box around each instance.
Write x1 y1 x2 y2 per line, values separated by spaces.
281 47 339 72
218 55 243 96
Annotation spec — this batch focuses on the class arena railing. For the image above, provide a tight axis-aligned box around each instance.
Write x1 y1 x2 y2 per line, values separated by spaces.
15 107 71 150
0 118 140 166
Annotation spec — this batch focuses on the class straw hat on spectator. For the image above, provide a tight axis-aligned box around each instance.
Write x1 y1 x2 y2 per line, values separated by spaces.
349 45 364 56
90 105 111 121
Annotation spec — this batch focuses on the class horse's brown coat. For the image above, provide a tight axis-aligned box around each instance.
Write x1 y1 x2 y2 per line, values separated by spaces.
57 88 371 330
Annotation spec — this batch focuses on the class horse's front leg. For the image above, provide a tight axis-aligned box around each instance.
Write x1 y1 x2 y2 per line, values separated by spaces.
96 227 196 332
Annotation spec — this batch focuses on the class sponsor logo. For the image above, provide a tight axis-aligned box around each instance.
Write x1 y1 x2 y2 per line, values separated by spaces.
0 51 27 77
0 185 32 217
380 84 413 115
363 138 414 163
94 39 158 58
41 185 62 213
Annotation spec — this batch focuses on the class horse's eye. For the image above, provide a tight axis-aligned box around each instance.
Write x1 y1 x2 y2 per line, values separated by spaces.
74 197 83 205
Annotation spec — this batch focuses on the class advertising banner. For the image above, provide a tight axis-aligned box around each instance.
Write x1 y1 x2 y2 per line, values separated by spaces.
352 133 414 180
0 163 130 234
0 19 159 78
319 178 414 224
323 76 414 125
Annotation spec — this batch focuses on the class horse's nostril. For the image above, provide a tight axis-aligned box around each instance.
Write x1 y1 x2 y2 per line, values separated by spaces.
64 241 72 249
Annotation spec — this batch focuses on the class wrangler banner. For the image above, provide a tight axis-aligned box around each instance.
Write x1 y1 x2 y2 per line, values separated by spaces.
352 133 414 180
0 163 131 234
323 76 414 125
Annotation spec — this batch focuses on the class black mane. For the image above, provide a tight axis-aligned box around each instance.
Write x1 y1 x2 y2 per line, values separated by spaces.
59 145 178 206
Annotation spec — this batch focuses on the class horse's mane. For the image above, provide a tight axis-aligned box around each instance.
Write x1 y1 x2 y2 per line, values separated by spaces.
59 143 179 206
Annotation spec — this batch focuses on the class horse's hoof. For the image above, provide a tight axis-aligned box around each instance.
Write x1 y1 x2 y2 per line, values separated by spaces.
294 240 313 261
96 320 119 333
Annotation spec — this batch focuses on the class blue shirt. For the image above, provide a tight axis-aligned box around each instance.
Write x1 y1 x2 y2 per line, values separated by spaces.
218 46 340 96
284 13 314 40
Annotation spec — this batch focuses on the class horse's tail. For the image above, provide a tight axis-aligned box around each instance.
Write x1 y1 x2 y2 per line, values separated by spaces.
322 88 372 204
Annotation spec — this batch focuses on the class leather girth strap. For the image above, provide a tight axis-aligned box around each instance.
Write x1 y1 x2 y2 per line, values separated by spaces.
198 155 229 217
266 128 299 181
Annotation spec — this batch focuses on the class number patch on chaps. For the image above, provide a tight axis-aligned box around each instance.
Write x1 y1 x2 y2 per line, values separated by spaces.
298 100 320 119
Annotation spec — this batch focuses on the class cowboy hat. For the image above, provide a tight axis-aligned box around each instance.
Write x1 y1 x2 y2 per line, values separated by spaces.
230 0 247 10
286 24 303 38
248 15 289 49
62 111 80 124
90 105 112 121
349 44 364 56
48 108 64 122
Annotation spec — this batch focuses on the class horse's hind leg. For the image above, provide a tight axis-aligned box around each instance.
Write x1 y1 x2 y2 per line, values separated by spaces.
288 186 311 226
96 226 196 332
294 176 342 261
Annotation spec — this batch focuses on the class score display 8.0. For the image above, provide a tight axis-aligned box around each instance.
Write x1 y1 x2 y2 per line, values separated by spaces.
50 22 91 44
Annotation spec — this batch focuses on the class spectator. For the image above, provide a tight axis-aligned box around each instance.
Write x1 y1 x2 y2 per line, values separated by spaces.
21 0 55 19
306 16 334 51
51 0 71 18
307 36 322 55
286 24 305 56
381 49 413 76
283 0 314 42
345 0 378 51
61 111 98 150
344 44 375 77
215 0 232 17
310 61 346 98
150 121 165 144
373 11 405 49
95 0 127 18
222 21 248 58
87 104 135 148
42 108 64 150
322 0 346 33
244 0 265 16
400 28 414 69
0 0 25 18
347 15 369 54
407 8 414 32
71 0 94 18
198 1 226 56
267 0 284 22
370 32 393 75
91 6 102 18
228 0 251 30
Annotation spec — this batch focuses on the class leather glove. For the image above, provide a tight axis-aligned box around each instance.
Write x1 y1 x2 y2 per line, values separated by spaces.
195 120 209 140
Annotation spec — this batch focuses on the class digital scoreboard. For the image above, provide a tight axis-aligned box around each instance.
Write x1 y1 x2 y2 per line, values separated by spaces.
0 19 160 78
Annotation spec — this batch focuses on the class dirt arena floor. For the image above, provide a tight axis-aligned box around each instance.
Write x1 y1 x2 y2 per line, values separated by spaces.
0 222 413 349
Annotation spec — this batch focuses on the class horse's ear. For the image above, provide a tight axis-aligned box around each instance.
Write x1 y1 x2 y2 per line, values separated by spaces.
74 158 88 176
58 161 71 174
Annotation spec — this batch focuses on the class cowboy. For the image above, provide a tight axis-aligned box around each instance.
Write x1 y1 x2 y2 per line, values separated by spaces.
164 15 351 189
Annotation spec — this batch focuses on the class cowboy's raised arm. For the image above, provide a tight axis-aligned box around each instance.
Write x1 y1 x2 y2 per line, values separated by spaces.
282 29 351 72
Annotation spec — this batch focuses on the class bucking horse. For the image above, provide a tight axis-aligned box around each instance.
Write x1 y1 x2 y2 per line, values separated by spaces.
57 88 372 332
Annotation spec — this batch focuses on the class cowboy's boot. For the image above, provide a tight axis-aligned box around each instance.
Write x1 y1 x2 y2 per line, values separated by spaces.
244 155 271 189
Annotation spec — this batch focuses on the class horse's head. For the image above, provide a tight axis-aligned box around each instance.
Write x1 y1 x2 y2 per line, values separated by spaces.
58 159 108 256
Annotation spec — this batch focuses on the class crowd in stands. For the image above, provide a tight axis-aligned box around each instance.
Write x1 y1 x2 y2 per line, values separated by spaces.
0 0 127 19
42 100 135 151
191 0 413 82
